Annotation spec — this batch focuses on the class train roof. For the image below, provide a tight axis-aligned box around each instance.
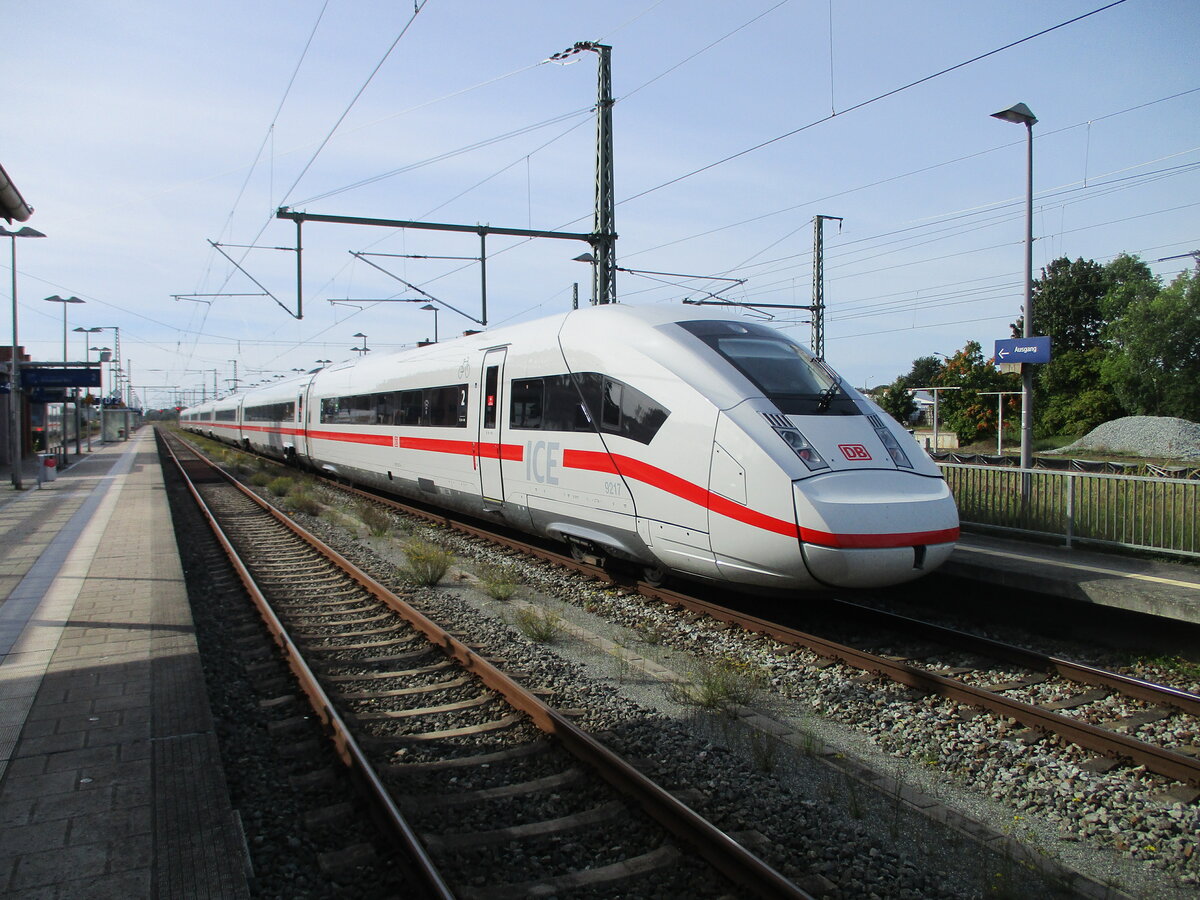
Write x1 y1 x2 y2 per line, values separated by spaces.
194 303 816 407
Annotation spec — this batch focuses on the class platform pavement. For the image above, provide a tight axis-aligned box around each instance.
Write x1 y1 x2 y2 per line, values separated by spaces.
0 429 250 898
944 529 1200 626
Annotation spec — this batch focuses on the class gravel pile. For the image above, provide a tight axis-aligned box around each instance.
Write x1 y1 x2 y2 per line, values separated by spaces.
1050 416 1200 460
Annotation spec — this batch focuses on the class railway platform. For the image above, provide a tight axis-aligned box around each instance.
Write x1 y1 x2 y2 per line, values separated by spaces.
943 530 1200 626
0 429 250 898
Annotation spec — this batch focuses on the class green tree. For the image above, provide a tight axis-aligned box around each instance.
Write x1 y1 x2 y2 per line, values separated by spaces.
1036 347 1123 435
1102 253 1159 321
933 341 1021 445
899 355 945 389
1102 269 1200 420
1014 253 1162 435
876 379 917 425
1017 257 1109 352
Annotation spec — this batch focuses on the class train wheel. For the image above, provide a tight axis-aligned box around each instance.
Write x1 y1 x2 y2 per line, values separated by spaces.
641 564 668 587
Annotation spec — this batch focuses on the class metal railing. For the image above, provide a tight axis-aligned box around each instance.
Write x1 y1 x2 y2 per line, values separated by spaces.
938 463 1200 559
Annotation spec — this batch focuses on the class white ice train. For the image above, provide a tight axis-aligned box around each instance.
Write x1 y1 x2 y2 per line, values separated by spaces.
181 305 958 591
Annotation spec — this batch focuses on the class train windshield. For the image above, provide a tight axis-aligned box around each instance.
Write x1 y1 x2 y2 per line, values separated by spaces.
677 320 859 415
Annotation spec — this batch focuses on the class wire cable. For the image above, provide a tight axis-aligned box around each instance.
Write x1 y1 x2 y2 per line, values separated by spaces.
279 1 431 207
618 0 1130 207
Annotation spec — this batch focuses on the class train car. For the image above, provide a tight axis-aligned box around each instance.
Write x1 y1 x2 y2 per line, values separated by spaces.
179 400 219 440
193 305 956 591
237 376 314 462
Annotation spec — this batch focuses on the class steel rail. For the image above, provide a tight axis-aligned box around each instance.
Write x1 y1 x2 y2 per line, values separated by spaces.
158 433 456 900
639 587 1200 787
305 469 1200 784
165 432 811 900
823 598 1200 717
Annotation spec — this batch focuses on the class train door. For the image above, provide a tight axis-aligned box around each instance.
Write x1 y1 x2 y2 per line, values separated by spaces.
298 381 315 466
292 391 306 461
477 348 507 506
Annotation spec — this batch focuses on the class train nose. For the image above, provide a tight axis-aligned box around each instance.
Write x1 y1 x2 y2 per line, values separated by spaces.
792 471 959 588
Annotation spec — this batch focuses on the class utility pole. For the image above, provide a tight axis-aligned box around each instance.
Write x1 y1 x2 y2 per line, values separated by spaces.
592 43 616 305
811 215 842 360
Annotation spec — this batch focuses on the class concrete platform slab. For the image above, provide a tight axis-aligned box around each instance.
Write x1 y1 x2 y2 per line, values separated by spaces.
0 429 249 898
942 530 1200 625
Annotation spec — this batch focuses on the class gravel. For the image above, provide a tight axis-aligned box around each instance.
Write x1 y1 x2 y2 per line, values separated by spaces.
397 524 1200 899
189 440 1200 898
1049 416 1200 461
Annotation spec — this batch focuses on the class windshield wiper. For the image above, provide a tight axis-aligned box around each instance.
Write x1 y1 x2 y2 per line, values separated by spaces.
816 383 840 412
813 358 843 412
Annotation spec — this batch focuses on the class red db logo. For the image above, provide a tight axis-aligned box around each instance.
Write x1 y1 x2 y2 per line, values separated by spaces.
839 444 872 461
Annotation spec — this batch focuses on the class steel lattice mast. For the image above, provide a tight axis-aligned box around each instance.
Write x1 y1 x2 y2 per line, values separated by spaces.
591 43 616 305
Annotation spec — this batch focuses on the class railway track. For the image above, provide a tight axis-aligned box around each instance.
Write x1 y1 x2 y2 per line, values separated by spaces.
270 441 1200 790
160 429 809 899
646 591 1200 787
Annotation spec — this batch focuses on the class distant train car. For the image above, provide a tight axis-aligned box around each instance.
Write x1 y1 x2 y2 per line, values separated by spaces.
180 305 958 590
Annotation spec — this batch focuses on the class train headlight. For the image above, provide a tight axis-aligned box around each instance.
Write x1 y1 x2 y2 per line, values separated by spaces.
773 426 828 470
873 423 913 468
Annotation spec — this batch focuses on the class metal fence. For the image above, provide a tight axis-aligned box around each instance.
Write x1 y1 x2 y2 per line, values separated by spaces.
938 463 1200 559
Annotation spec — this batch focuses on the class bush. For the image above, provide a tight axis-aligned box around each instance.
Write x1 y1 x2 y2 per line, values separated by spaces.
249 471 273 487
267 476 294 497
476 562 522 600
358 503 393 537
667 657 763 711
287 492 322 516
400 540 454 586
513 605 561 643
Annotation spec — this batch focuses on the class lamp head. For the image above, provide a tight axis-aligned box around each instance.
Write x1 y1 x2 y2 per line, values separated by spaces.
991 102 1037 126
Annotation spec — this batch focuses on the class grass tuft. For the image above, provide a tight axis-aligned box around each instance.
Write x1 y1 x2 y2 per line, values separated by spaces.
400 540 454 586
357 502 393 537
287 492 322 516
267 476 294 497
476 562 522 600
513 605 562 643
667 657 763 711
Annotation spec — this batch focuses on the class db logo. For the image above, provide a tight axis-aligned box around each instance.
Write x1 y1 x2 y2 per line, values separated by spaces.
839 444 872 461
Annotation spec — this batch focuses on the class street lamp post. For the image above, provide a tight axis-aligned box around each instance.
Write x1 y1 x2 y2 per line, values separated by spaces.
991 102 1037 472
44 295 85 458
420 304 439 343
2 226 45 489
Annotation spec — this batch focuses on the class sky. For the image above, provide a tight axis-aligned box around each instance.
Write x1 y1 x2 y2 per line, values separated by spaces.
4 0 1199 408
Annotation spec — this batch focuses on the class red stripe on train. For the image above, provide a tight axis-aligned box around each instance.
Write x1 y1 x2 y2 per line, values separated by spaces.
212 425 956 548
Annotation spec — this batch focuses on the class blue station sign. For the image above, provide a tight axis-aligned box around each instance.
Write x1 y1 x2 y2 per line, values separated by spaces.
994 336 1051 365
21 367 102 388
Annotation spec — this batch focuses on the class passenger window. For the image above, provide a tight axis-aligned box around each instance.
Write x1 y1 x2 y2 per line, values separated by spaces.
601 379 622 430
483 365 499 429
510 379 544 429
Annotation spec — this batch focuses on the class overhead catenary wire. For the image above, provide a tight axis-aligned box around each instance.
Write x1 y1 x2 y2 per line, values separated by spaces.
624 89 1200 266
157 0 1196 406
277 1 432 209
616 0 1131 208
